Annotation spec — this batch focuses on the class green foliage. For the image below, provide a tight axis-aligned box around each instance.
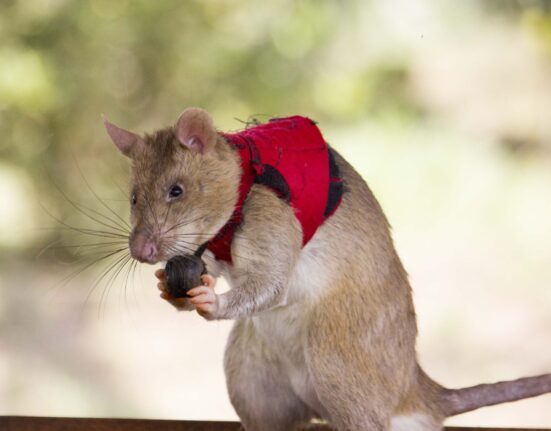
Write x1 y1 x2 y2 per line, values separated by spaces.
0 0 411 254
1 0 551 256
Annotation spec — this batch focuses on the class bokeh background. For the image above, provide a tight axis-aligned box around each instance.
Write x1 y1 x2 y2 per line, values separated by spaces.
1 0 550 427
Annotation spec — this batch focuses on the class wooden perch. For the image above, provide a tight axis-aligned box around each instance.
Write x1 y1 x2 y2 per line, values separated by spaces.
0 417 549 431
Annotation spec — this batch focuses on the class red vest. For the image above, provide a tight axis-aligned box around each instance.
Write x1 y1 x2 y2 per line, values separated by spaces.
207 116 343 263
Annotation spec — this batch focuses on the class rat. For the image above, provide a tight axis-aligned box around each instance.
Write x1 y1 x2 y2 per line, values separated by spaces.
104 108 551 431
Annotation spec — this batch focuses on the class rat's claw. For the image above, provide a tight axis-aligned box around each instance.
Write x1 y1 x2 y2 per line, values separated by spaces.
201 274 216 289
188 284 218 319
188 286 214 302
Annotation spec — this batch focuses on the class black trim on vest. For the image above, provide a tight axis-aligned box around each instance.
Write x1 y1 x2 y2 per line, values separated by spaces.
324 147 344 218
253 164 292 202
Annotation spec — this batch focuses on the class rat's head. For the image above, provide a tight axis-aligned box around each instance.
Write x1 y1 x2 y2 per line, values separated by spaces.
104 108 240 264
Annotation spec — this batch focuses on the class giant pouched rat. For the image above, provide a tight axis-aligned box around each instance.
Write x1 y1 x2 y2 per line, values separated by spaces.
104 108 551 431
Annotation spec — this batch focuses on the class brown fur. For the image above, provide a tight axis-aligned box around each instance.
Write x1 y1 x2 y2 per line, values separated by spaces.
105 108 551 431
127 125 240 262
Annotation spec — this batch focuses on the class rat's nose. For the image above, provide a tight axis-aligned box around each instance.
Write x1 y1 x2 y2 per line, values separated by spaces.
130 235 158 263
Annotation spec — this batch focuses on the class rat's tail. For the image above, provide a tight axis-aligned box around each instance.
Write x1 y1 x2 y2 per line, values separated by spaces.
441 373 551 417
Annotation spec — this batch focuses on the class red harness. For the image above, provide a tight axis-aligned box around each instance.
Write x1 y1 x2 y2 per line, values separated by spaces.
207 116 343 263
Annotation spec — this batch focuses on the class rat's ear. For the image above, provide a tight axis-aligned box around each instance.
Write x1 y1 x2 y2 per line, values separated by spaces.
103 116 144 157
175 108 217 154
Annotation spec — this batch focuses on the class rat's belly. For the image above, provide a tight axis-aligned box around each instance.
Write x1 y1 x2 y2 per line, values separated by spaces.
252 303 327 417
250 242 336 416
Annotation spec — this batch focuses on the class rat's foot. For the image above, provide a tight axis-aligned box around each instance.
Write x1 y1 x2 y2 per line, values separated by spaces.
187 274 218 320
155 268 194 311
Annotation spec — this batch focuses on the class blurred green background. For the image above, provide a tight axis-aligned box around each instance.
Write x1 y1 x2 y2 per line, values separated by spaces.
1 0 551 427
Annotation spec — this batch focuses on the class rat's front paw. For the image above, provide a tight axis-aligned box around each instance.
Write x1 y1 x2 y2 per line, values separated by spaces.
187 274 218 320
155 268 194 311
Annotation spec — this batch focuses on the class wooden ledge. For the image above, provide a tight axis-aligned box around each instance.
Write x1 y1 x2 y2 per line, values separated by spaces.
0 417 549 431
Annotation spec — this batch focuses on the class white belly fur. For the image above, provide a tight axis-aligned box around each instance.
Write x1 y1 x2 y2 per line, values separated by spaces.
251 232 336 415
391 414 441 431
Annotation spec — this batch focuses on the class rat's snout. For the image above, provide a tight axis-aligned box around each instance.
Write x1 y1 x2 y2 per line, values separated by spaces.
129 230 158 263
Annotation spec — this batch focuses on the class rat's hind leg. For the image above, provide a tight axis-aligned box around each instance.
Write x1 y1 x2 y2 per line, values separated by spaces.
304 284 419 431
224 318 313 431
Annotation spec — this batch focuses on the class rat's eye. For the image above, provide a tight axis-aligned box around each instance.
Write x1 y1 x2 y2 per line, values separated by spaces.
168 184 183 199
131 192 137 206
